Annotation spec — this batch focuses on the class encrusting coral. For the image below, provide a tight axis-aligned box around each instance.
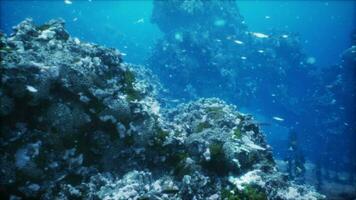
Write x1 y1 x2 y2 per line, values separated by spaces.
0 19 324 200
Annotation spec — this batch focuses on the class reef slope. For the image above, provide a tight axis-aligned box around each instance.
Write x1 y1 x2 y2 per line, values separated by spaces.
0 19 323 200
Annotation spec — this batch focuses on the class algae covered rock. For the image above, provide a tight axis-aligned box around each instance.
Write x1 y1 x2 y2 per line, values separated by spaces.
165 98 274 174
0 18 161 199
0 19 324 200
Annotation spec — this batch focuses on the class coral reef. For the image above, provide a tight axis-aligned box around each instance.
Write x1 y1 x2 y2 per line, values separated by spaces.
0 19 325 199
149 0 356 185
149 0 311 114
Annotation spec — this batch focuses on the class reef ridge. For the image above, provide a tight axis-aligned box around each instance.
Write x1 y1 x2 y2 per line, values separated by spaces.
0 19 324 200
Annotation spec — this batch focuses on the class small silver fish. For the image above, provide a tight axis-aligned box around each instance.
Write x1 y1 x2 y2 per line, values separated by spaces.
272 116 284 122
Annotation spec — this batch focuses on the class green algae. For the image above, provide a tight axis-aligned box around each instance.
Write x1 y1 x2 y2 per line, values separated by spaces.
37 24 51 31
195 121 212 132
121 70 142 101
221 184 267 200
206 106 225 120
233 127 242 139
203 141 229 175
170 152 190 177
123 134 135 146
0 45 13 53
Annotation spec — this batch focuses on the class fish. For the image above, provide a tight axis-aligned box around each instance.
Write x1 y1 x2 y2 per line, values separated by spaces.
234 40 244 45
26 85 38 93
64 0 72 5
134 18 144 24
272 116 284 122
252 32 269 38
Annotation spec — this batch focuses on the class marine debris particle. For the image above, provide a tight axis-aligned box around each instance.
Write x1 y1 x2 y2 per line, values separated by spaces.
64 0 72 5
241 56 247 60
214 19 226 27
252 32 269 38
273 116 285 122
282 34 289 38
174 32 183 42
26 85 38 93
306 56 316 64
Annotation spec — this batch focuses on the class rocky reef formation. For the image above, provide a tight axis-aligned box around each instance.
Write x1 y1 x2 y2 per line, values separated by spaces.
311 36 356 190
0 19 324 199
149 0 313 117
149 0 356 186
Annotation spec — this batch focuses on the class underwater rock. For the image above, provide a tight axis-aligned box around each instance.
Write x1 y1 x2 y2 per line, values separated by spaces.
148 1 356 186
0 19 324 199
151 0 246 33
149 0 316 132
0 18 160 199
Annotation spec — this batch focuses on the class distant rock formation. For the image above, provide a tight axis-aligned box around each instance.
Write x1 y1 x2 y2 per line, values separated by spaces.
149 0 356 183
0 19 324 199
149 0 312 119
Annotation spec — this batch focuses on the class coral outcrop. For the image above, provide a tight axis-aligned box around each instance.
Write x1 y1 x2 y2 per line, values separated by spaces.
0 19 324 199
148 0 356 184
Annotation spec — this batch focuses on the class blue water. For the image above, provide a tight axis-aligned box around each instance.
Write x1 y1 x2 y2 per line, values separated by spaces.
1 0 355 188
1 0 162 64
1 1 353 66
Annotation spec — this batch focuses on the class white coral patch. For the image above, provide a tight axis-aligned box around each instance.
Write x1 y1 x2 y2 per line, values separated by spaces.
74 37 80 45
241 136 266 151
38 29 55 40
228 170 264 190
151 100 160 115
278 186 324 200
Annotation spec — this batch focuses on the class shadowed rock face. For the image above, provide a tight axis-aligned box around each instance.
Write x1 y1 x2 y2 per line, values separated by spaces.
0 19 323 199
151 0 246 33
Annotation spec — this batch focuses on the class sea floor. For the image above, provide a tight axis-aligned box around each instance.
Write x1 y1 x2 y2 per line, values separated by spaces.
276 160 356 200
